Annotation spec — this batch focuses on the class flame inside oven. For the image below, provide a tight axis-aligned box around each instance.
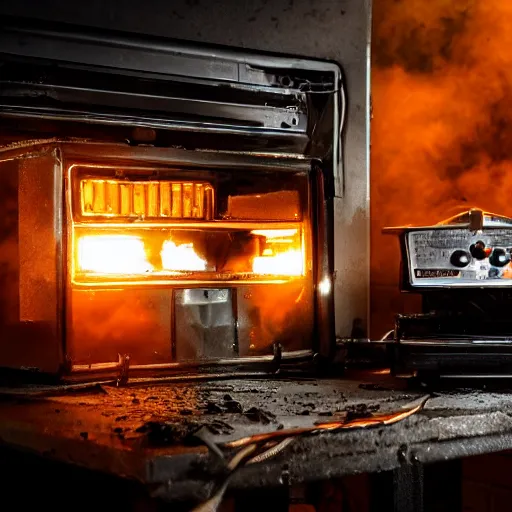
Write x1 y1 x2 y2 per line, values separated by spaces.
161 240 207 271
77 235 154 274
75 229 303 278
251 229 304 276
252 250 303 275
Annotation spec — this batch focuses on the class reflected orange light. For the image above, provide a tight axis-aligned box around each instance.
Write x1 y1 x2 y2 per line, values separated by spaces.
161 240 207 271
251 228 303 276
253 249 303 276
77 235 153 274
251 229 298 238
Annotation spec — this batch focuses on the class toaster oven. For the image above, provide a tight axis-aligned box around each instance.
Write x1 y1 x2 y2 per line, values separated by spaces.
0 17 346 381
385 208 512 378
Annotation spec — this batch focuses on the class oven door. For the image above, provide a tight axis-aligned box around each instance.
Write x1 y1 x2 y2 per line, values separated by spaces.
63 144 325 376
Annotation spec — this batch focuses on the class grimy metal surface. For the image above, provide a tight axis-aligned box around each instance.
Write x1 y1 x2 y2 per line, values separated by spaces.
0 0 371 340
2 372 512 503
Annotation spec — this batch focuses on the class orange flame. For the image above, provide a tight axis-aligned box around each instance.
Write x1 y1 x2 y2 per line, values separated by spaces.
77 235 153 274
252 249 303 276
76 235 207 275
250 228 303 276
160 240 207 271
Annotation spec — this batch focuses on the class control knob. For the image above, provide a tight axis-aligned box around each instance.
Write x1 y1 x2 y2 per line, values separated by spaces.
470 241 487 260
450 250 471 268
489 248 511 267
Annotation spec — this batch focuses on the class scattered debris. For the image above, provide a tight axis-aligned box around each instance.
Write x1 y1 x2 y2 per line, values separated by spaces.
136 421 201 447
359 383 391 391
224 400 243 414
136 418 236 447
206 402 223 414
244 407 276 424
344 403 380 421
204 421 234 436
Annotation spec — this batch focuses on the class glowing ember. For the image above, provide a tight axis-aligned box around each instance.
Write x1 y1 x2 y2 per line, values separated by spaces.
161 240 207 271
77 235 153 274
252 249 303 276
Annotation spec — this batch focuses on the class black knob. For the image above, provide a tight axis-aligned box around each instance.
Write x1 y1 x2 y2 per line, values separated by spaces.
450 250 471 268
470 241 487 260
489 248 510 267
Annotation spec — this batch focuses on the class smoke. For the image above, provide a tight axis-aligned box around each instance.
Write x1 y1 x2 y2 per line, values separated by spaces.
371 0 512 335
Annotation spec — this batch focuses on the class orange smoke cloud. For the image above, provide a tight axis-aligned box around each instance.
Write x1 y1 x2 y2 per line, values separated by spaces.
371 0 512 335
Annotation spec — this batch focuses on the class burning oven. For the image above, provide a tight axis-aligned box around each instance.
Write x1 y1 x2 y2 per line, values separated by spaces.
0 18 343 380
385 209 512 378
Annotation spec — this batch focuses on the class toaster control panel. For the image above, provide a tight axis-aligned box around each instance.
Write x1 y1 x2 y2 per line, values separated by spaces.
407 229 512 286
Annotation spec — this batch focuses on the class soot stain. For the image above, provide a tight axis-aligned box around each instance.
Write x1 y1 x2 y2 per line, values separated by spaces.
373 5 471 74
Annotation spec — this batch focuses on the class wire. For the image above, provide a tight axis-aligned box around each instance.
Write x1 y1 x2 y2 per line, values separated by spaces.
224 395 430 449
247 437 295 465
191 395 429 511
380 330 394 341
190 444 257 512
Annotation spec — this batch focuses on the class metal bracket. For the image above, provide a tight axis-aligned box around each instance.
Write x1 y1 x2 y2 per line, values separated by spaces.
469 208 484 232
271 342 283 374
116 354 130 387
